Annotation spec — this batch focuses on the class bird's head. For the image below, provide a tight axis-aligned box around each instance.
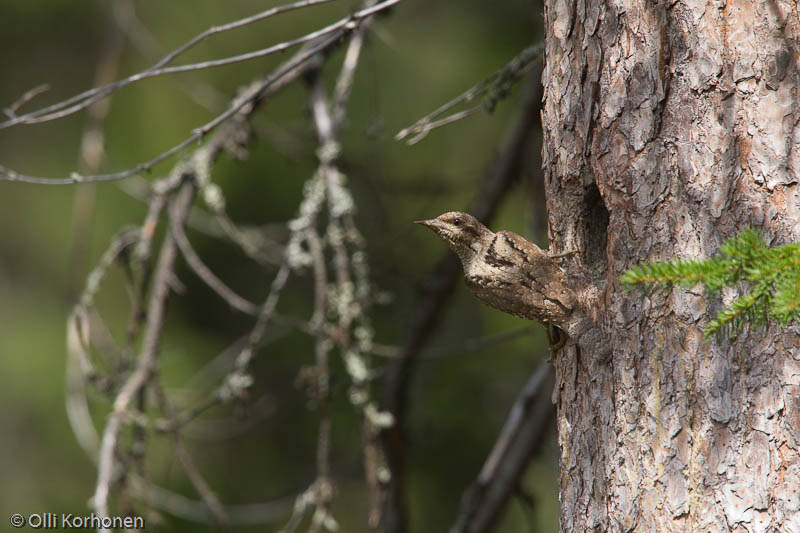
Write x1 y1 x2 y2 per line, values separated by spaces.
415 211 492 266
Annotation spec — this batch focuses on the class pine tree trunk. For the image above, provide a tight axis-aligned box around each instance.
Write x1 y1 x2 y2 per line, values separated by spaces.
541 0 800 531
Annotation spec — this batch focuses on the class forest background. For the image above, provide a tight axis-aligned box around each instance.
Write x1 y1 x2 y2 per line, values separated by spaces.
0 1 558 532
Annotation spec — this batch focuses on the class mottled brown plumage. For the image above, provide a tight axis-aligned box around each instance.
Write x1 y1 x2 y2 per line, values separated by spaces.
415 212 576 325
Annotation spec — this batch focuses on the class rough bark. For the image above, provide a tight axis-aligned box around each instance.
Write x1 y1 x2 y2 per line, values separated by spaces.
541 0 800 531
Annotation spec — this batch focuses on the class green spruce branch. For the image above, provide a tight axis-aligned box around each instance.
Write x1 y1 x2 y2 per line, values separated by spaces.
620 228 800 339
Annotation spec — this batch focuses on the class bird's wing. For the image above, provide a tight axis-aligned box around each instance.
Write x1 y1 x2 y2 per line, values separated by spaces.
466 231 575 323
500 230 576 310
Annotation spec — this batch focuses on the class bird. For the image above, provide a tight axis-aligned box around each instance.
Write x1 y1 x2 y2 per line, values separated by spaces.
416 211 582 344
416 211 576 322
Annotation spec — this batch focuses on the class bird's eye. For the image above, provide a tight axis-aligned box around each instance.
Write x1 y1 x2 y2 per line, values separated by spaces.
453 217 461 226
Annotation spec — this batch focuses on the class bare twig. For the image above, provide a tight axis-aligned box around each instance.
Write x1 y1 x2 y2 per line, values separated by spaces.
119 4 227 112
66 229 142 459
212 211 283 266
450 360 555 533
395 42 544 144
64 7 371 525
281 484 319 533
125 190 169 345
93 180 195 527
171 213 260 315
120 176 286 266
0 0 337 127
331 14 369 127
381 67 545 533
0 0 401 185
130 477 294 525
398 108 482 145
335 15 394 526
284 13 387 530
307 228 334 533
153 395 222 433
68 313 292 526
153 379 231 530
305 15 393 525
132 474 288 528
156 394 275 440
0 36 335 185
68 370 291 526
68 0 134 301
2 83 50 118
233 263 292 372
58 1 402 529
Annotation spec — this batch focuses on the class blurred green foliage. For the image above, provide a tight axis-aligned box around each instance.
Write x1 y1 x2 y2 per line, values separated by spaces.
0 1 556 531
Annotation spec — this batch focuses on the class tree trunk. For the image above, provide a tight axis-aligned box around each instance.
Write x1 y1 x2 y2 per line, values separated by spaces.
541 0 800 531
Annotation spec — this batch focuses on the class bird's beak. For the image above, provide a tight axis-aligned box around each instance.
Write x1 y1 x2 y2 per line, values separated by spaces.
414 219 440 232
